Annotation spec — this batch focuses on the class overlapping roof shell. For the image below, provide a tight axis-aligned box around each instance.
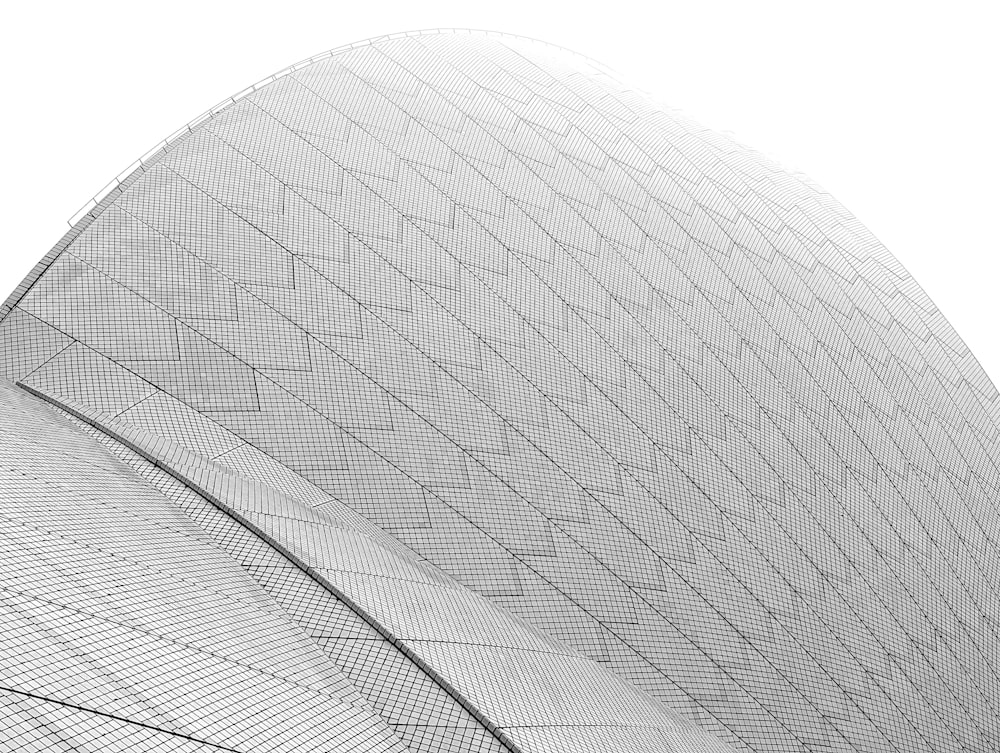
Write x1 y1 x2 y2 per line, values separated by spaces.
1 29 998 753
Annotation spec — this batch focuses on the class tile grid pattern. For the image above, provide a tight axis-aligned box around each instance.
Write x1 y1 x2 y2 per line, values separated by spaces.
42 391 515 753
0 381 411 753
1 29 998 753
21 381 733 753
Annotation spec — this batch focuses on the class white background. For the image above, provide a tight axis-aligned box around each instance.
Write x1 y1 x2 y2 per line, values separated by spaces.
3 1 998 380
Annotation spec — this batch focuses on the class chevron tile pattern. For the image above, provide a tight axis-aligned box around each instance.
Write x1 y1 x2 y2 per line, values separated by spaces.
1 29 998 753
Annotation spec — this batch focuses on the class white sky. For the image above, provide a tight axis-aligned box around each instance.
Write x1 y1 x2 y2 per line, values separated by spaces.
4 1 998 382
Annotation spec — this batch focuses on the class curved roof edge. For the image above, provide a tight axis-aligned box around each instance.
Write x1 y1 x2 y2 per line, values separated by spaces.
17 379 528 753
1 29 616 321
17 378 737 753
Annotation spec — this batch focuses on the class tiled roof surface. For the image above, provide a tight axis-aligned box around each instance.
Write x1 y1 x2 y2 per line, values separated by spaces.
2 30 997 753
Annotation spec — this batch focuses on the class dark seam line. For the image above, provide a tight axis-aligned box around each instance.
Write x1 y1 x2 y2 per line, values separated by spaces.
17 381 525 753
0 684 242 752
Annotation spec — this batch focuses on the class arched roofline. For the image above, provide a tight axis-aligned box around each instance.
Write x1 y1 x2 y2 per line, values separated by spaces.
1 29 617 318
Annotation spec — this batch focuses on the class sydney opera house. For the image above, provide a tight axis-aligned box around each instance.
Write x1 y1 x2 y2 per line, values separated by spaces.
2 29 998 753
